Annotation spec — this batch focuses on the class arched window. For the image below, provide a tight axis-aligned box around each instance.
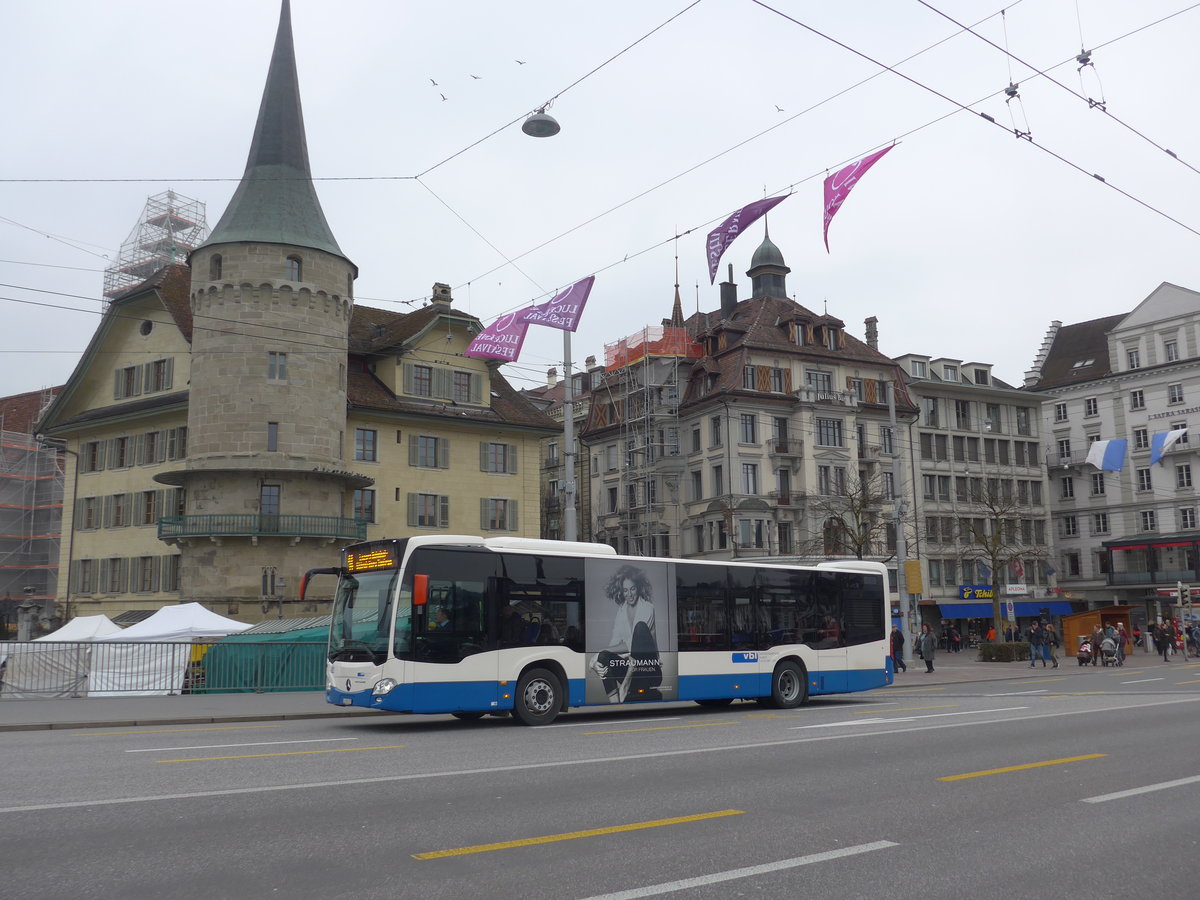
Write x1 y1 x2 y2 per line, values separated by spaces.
209 254 222 280
285 255 302 281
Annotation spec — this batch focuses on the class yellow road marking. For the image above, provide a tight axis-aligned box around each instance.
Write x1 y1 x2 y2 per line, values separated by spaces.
584 722 736 735
1071 692 1105 695
156 745 405 763
886 687 945 693
1107 671 1142 676
854 705 954 715
939 754 1106 782
413 809 744 860
1175 679 1200 685
73 725 281 737
1008 678 1061 685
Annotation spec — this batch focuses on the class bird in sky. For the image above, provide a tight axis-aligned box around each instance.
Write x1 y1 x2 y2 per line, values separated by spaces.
440 93 448 101
429 78 438 86
775 105 784 112
470 74 482 80
515 59 526 65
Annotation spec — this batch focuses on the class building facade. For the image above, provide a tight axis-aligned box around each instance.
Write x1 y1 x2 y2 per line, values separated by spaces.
36 3 553 622
1025 283 1200 626
896 354 1059 637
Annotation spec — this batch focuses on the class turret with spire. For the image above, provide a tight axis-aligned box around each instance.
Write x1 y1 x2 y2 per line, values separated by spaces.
159 0 368 607
746 221 790 299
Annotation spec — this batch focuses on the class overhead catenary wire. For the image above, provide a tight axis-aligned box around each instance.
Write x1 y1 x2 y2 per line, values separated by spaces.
916 0 1200 177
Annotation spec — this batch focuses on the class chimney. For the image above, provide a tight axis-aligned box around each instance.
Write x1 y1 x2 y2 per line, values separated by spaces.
585 354 599 371
430 282 453 306
547 367 558 387
720 263 737 318
864 316 879 351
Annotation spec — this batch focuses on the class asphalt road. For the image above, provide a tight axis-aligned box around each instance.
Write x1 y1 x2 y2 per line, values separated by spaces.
6 663 1200 899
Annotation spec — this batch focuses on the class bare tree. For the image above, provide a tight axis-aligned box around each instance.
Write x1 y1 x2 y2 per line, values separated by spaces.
802 470 897 560
954 477 1050 639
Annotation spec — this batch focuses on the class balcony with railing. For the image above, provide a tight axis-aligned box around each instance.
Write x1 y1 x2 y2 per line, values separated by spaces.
158 514 366 542
767 437 804 458
768 490 804 506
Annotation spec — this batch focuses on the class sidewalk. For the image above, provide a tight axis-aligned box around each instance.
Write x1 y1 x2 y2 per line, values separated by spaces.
0 650 1172 732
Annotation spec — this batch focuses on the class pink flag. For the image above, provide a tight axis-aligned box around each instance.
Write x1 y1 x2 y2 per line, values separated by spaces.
706 195 789 283
823 145 894 251
465 312 529 361
516 276 594 332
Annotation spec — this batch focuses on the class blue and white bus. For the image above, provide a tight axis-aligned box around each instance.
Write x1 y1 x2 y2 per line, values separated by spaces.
309 535 891 725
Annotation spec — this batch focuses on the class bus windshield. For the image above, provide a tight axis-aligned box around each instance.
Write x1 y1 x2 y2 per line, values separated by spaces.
328 568 400 664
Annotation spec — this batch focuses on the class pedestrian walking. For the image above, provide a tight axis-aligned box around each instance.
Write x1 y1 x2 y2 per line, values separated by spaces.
1028 621 1048 667
918 623 937 673
1116 624 1128 664
890 625 907 673
1043 622 1060 668
1090 625 1104 666
1154 620 1171 662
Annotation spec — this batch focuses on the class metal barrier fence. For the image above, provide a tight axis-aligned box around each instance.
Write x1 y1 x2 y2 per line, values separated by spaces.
0 640 327 698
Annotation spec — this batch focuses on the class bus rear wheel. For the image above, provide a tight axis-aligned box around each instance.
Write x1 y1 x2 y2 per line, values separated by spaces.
767 661 808 709
514 668 562 726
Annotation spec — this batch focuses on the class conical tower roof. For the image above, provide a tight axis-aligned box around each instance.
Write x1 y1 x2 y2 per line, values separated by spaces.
197 1 351 266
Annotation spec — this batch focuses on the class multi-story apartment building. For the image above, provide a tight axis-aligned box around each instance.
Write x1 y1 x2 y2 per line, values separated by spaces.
896 354 1059 637
1025 283 1200 625
35 3 552 623
583 231 918 563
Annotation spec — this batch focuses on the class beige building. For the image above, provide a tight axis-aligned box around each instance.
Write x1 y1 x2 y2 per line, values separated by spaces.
36 4 552 622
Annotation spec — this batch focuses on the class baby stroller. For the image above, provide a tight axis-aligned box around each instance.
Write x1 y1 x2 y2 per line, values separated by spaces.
1100 636 1121 667
1076 639 1093 666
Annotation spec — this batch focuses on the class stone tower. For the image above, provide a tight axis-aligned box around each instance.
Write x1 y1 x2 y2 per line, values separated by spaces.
158 0 369 609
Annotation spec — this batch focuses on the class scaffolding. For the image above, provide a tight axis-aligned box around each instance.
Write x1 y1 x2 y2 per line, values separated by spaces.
602 326 699 557
0 427 62 623
102 190 209 304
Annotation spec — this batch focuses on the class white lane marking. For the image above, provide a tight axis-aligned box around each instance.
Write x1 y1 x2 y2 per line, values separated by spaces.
789 707 1028 729
1083 774 1200 804
1120 678 1165 684
4 696 1198 816
546 717 680 729
578 840 900 899
126 738 358 753
987 690 1048 696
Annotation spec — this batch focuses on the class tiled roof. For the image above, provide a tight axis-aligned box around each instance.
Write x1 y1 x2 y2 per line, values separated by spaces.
0 387 62 434
1028 313 1126 391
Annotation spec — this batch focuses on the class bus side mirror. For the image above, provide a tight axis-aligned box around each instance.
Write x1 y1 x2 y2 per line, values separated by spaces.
413 574 429 607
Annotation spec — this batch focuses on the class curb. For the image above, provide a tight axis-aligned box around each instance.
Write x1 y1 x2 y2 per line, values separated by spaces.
0 709 384 733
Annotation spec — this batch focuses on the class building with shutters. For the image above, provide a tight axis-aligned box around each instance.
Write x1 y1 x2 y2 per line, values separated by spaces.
35 2 552 622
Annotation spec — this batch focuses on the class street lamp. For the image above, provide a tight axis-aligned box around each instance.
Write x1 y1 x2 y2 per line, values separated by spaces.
36 435 77 623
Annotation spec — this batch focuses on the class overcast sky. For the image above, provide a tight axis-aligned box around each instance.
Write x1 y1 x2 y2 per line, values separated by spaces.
2 0 1198 402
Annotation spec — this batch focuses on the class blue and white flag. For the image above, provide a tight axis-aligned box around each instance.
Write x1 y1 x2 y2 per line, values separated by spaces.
1085 438 1127 472
1044 561 1056 577
977 561 991 582
1150 428 1188 465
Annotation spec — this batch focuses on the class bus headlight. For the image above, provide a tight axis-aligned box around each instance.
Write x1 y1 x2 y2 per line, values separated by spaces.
372 678 398 696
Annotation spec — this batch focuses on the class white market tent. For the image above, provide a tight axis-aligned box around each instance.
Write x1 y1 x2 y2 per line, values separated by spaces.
88 604 254 695
1 615 124 698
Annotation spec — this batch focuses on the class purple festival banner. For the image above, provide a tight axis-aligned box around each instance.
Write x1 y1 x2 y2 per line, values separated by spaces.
464 312 529 361
706 195 789 283
822 145 894 252
516 276 595 332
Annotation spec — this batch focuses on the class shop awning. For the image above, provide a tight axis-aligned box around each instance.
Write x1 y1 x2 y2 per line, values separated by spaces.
937 601 1075 619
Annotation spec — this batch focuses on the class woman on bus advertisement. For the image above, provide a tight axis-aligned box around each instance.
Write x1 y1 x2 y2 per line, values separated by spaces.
585 561 676 703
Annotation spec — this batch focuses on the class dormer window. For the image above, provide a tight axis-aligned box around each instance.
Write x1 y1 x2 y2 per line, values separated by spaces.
209 253 222 280
911 360 927 377
285 255 302 281
943 365 958 382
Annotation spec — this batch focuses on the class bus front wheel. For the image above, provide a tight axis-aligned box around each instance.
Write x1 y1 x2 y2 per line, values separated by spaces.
514 668 562 726
767 661 808 709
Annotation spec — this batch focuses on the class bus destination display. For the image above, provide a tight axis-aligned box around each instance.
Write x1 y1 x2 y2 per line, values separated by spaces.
345 545 399 573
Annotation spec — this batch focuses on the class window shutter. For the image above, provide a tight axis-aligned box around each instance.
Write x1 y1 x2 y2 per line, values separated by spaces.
479 442 489 472
784 370 793 392
157 431 167 463
135 433 146 465
756 366 770 392
409 434 419 466
142 362 154 392
113 370 122 400
71 560 81 593
438 495 450 528
151 556 161 592
480 498 489 530
99 558 110 591
103 495 114 528
75 498 86 523
507 444 518 474
403 363 415 395
438 438 450 469
104 439 115 469
164 357 174 391
470 374 482 405
118 558 128 593
123 493 134 527
407 493 418 527
509 500 519 532
133 366 143 396
430 368 447 399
